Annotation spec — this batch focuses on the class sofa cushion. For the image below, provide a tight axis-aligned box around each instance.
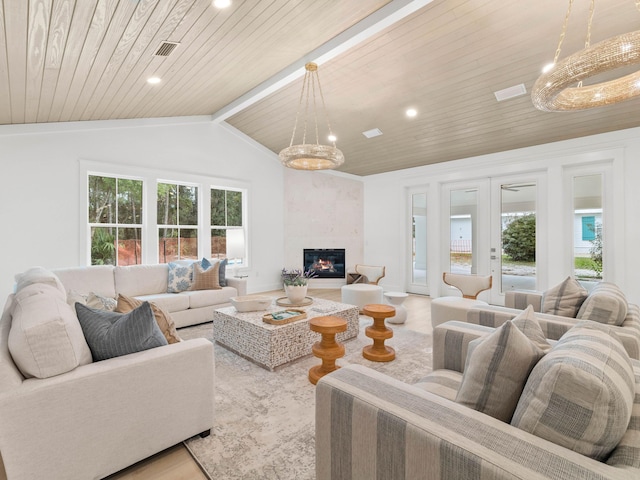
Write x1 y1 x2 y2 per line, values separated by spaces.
577 282 628 326
541 276 588 317
115 264 168 297
511 321 635 461
510 305 551 352
14 267 66 298
167 263 194 293
9 284 92 378
193 261 221 290
134 293 190 313
75 302 168 361
53 265 116 298
182 287 237 309
455 321 545 423
115 294 181 344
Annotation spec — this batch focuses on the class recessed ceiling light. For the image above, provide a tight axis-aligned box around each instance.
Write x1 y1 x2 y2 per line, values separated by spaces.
147 77 161 85
494 83 527 102
213 0 231 8
328 134 337 142
362 128 383 139
406 108 417 117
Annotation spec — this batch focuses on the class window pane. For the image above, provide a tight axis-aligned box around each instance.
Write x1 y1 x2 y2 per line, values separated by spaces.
574 174 602 284
88 175 116 223
450 189 476 274
501 183 536 292
117 228 142 265
157 183 177 225
211 229 226 258
227 191 243 226
117 178 143 225
179 228 198 259
178 185 198 225
159 227 178 263
211 189 225 226
412 193 427 285
91 227 116 265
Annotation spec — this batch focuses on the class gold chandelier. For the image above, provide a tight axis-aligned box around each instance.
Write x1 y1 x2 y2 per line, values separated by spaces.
279 62 344 170
532 0 640 111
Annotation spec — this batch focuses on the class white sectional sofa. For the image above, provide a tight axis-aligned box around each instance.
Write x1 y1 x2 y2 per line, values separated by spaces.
52 261 247 328
0 268 215 480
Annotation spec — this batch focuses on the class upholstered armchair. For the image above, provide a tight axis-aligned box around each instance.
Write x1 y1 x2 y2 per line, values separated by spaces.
354 264 386 285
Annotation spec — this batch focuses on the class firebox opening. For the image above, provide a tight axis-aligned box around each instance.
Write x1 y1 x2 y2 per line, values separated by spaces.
304 249 345 279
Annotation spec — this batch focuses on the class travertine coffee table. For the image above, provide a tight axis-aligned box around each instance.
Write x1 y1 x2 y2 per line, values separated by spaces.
213 298 359 370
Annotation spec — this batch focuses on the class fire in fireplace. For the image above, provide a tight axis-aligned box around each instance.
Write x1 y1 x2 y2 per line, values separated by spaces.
303 249 345 279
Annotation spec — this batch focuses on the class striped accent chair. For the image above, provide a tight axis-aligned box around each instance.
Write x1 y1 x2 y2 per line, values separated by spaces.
316 320 640 480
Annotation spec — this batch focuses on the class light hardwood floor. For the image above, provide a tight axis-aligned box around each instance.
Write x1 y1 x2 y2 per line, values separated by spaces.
1 289 431 480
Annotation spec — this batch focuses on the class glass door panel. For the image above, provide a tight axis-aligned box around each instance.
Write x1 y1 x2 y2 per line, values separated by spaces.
499 182 537 292
573 174 603 288
408 189 428 294
450 189 478 274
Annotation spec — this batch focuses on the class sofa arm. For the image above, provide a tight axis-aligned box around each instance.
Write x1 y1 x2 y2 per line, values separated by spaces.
0 339 214 480
432 321 494 372
504 290 543 311
226 276 247 296
316 365 634 480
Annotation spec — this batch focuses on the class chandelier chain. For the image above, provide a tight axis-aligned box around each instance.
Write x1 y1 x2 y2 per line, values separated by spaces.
554 0 574 64
315 68 335 144
288 68 309 148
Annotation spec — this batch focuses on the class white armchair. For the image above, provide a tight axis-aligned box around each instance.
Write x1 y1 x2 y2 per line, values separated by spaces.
431 272 493 328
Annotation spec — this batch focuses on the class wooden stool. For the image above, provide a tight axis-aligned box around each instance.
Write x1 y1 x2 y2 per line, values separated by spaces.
362 304 396 362
308 316 348 385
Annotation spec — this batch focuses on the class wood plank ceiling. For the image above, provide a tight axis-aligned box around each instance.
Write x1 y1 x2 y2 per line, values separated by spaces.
1 0 640 176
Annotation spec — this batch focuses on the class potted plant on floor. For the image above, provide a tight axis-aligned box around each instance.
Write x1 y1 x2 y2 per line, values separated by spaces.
281 268 317 304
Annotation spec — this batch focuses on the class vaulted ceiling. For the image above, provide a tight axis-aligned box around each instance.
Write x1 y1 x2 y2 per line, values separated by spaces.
2 0 639 175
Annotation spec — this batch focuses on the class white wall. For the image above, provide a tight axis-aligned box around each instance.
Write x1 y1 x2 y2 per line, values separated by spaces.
0 117 285 296
363 126 640 305
283 169 364 288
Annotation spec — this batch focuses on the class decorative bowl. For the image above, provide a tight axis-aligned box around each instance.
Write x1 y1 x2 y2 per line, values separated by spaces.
230 295 272 312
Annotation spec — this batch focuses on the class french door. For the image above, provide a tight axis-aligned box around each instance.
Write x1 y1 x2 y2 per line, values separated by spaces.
442 174 545 305
407 187 428 295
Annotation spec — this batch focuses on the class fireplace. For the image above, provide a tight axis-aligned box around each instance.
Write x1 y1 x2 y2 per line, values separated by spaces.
304 249 345 279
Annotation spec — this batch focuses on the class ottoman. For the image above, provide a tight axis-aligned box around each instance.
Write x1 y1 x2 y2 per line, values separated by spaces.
430 296 488 329
341 284 383 311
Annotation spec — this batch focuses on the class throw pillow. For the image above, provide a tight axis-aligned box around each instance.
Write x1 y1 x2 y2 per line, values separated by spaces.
14 267 66 298
9 284 92 378
541 276 588 317
511 320 635 461
67 291 117 311
219 258 228 287
167 262 194 293
510 305 551 352
455 321 545 423
193 261 221 290
115 294 181 344
576 282 628 326
75 302 168 361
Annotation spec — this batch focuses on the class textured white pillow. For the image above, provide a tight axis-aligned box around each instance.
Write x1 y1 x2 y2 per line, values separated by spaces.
577 282 628 326
14 267 66 298
541 276 588 317
9 284 92 378
512 321 634 461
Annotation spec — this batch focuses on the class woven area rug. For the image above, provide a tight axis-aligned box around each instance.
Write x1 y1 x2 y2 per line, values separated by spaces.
179 317 433 480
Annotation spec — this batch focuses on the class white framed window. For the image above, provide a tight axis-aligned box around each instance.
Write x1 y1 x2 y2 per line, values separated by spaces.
88 174 143 266
157 182 199 263
81 160 249 267
211 187 246 266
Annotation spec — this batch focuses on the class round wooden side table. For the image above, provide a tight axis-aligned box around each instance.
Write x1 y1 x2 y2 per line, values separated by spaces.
362 304 396 362
308 316 348 385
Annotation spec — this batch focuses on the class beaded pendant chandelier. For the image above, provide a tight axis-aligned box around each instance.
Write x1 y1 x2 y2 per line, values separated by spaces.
279 62 344 170
532 0 640 111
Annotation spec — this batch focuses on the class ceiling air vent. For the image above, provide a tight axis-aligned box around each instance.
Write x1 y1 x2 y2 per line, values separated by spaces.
154 41 180 57
494 83 527 102
362 128 383 139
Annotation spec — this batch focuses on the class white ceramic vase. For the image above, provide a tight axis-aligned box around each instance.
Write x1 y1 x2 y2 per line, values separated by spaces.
285 284 308 304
